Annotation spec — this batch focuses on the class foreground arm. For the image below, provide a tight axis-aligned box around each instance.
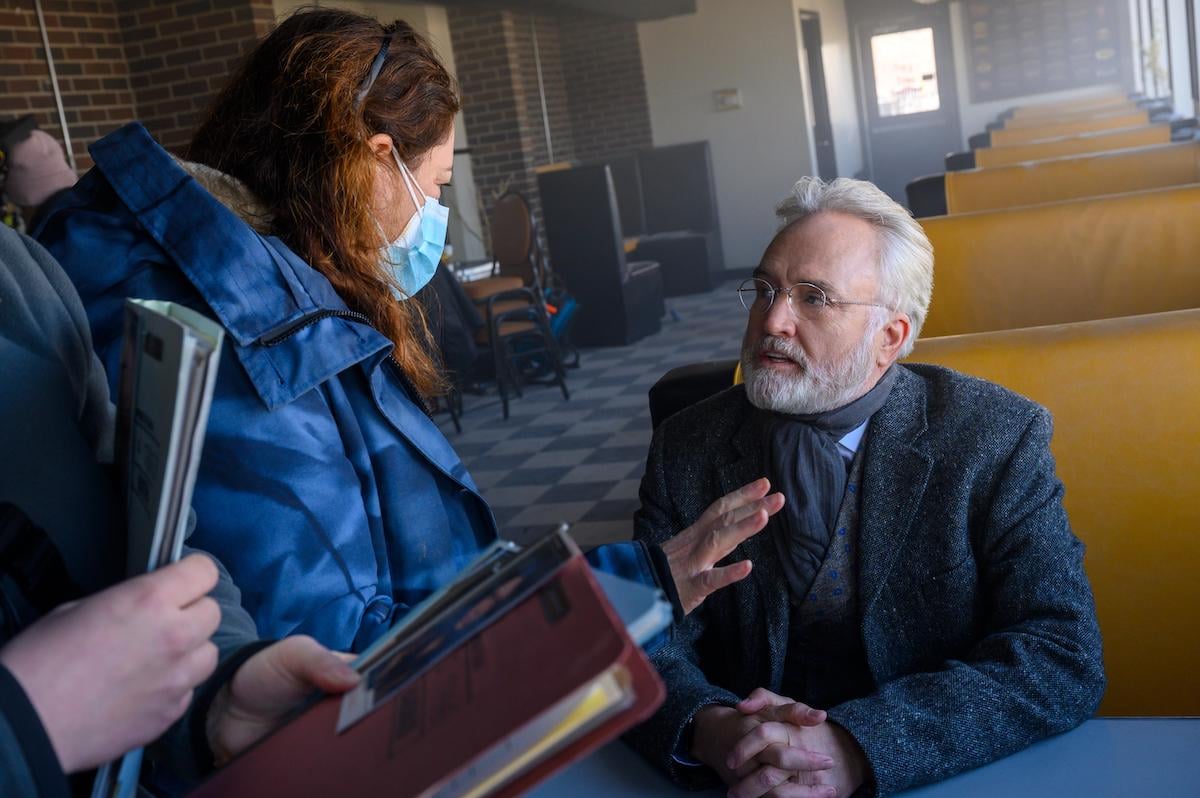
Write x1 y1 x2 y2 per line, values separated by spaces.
0 556 221 776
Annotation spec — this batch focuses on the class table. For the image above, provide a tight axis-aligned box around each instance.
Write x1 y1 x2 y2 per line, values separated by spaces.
448 259 497 283
527 718 1200 797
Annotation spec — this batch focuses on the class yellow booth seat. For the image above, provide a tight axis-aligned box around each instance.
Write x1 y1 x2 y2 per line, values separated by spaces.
975 124 1171 168
990 110 1149 146
920 183 1200 337
1010 99 1138 123
1002 103 1143 130
906 309 1200 716
1010 92 1132 120
945 141 1200 214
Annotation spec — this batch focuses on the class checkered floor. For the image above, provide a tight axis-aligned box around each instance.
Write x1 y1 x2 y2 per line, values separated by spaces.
435 282 745 548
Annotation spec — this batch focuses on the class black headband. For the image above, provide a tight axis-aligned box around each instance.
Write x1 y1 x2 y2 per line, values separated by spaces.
354 34 392 108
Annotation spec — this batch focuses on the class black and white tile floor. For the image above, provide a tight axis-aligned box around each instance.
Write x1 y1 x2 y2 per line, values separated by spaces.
436 282 745 548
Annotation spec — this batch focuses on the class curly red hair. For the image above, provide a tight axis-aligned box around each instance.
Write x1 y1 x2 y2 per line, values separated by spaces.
187 8 459 397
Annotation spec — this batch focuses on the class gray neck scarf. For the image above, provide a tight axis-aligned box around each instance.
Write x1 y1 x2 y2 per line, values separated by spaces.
762 366 898 600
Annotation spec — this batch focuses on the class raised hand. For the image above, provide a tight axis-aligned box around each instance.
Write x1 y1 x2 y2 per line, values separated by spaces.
660 478 785 614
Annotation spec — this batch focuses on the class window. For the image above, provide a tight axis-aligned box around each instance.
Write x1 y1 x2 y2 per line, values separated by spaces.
870 27 941 117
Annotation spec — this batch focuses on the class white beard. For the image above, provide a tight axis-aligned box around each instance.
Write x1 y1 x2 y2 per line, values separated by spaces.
741 329 880 415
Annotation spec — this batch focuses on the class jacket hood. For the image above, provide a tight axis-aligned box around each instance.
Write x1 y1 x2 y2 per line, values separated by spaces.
59 122 392 412
172 155 274 236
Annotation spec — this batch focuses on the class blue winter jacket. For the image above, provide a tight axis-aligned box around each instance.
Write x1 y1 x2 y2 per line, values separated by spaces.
35 123 661 653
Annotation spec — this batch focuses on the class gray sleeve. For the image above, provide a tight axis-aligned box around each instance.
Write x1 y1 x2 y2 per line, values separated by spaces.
183 524 259 661
143 544 261 792
0 225 113 461
0 226 122 593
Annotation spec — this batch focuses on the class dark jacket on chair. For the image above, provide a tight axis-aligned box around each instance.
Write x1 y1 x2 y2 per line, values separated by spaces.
625 366 1105 796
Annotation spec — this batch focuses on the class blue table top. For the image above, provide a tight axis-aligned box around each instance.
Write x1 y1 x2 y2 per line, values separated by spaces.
527 718 1200 797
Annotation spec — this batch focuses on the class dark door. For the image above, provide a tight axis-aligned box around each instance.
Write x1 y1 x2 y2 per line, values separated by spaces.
799 11 838 180
847 0 962 203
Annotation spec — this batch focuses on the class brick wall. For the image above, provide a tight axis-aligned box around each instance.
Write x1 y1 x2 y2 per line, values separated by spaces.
2 2 656 255
448 9 533 236
449 8 654 250
510 12 576 169
0 0 135 171
0 0 272 173
119 0 275 153
559 15 654 164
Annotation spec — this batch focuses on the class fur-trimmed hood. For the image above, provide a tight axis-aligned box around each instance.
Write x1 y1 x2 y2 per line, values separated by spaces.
171 154 274 235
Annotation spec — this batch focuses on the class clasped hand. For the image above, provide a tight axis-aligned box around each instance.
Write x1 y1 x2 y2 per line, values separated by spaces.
693 688 866 798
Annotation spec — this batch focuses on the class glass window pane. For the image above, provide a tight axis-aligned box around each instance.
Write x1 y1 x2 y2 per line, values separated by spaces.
871 27 941 117
1146 0 1170 98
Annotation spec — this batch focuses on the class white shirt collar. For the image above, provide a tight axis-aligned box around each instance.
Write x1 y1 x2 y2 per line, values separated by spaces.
837 420 869 461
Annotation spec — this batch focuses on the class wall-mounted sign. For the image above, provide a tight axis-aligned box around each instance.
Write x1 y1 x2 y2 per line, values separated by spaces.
713 88 743 111
964 0 1124 103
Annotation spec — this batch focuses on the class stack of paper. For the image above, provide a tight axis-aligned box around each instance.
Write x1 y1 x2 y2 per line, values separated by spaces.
115 299 223 575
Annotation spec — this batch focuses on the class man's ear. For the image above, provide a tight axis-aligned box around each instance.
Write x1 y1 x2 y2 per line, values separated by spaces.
877 313 911 365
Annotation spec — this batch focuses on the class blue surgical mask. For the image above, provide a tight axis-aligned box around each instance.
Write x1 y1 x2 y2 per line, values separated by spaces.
380 151 448 298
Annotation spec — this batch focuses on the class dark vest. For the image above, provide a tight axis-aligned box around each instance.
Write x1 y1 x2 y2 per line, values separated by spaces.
779 448 875 708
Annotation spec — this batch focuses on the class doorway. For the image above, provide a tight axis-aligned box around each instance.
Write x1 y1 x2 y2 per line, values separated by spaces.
846 0 962 203
798 10 838 181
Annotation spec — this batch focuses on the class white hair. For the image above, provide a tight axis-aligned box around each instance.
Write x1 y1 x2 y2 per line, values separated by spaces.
775 176 933 357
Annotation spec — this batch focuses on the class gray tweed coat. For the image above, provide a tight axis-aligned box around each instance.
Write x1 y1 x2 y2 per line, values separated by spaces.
625 365 1105 796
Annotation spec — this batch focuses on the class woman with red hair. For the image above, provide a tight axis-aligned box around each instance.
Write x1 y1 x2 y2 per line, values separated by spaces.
35 8 778 655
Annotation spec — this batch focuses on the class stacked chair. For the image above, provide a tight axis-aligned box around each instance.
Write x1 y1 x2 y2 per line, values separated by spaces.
652 93 1200 716
460 192 570 420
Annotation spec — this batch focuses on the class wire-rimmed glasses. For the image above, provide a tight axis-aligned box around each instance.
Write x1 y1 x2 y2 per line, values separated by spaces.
736 277 887 320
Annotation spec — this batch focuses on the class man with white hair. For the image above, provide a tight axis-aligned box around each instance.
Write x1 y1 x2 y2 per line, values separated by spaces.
625 177 1104 797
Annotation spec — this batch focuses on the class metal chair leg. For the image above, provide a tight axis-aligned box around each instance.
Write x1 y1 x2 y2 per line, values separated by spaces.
503 336 525 398
535 309 570 402
490 321 510 420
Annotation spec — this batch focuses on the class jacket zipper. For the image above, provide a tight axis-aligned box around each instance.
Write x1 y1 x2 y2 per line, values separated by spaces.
259 309 372 347
259 310 435 418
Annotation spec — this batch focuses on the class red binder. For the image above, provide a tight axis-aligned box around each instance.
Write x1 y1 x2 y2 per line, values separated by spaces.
189 553 665 798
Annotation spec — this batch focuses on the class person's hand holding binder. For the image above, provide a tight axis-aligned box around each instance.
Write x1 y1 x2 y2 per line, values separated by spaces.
660 478 785 615
0 554 221 773
205 635 360 766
